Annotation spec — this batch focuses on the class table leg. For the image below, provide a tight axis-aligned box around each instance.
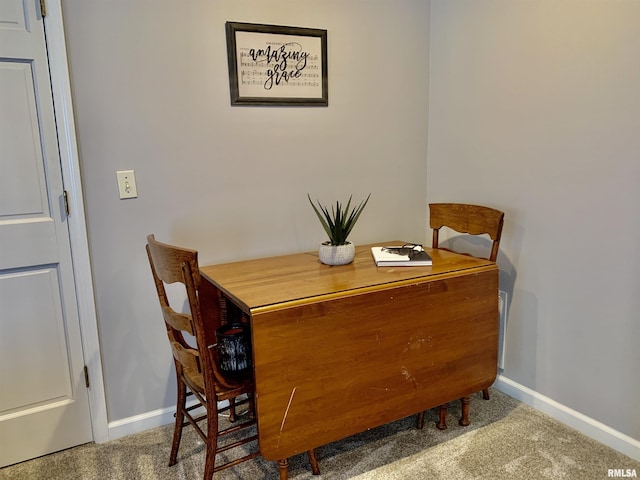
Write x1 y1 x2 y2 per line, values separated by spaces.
307 450 320 475
416 411 425 430
437 404 448 430
278 458 289 480
459 397 470 426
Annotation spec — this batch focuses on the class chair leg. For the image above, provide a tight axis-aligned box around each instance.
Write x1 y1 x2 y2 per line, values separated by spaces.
459 397 470 426
307 449 320 475
416 411 425 430
228 397 236 423
169 379 187 466
278 458 289 480
248 393 256 420
482 388 490 400
437 404 448 430
202 398 220 480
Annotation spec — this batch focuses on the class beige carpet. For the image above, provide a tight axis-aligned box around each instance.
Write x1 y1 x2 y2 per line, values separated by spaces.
1 389 638 480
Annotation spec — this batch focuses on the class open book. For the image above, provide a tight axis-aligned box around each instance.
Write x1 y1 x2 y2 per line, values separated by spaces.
371 245 432 267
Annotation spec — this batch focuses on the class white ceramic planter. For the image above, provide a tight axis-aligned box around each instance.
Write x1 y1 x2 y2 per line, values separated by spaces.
318 242 355 266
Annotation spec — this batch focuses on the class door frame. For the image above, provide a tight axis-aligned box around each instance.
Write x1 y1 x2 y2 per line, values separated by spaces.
45 0 108 444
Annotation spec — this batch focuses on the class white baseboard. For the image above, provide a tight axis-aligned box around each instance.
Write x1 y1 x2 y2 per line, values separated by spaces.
107 405 177 442
106 400 229 442
494 375 640 462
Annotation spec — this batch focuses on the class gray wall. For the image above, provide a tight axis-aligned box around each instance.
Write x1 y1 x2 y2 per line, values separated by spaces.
428 1 639 441
61 1 430 422
62 0 640 447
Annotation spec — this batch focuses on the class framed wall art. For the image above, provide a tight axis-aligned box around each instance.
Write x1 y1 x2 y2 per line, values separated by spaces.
225 22 328 106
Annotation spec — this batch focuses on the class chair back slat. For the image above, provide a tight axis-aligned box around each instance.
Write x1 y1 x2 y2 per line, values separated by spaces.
429 203 504 262
162 306 195 336
146 238 200 288
170 341 202 376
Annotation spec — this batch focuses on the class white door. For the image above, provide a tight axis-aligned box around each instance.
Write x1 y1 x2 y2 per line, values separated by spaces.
0 0 93 466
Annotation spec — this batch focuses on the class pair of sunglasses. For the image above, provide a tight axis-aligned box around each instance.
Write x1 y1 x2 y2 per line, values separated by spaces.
382 243 424 256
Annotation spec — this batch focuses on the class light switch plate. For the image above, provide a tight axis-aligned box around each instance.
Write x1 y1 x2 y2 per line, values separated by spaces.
116 170 138 199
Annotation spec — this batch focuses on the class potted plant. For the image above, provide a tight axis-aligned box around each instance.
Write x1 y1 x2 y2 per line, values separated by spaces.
308 193 371 265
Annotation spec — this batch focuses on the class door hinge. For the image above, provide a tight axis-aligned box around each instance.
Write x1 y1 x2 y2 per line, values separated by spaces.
40 0 47 17
84 365 90 388
63 190 70 216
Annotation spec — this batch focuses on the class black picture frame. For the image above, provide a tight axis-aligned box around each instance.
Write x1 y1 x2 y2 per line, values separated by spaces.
225 22 328 106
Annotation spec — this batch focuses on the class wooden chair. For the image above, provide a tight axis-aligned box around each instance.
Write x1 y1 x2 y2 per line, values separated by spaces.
146 235 320 479
416 203 504 431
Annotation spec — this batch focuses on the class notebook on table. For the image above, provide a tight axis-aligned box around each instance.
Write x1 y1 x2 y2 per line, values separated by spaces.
371 244 432 267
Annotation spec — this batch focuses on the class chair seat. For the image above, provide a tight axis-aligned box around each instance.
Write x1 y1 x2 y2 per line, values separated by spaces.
183 368 254 402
